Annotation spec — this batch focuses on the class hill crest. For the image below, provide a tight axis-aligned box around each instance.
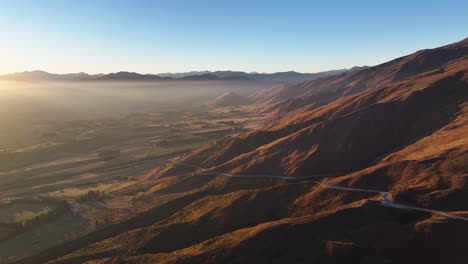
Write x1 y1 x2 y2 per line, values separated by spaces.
208 91 252 108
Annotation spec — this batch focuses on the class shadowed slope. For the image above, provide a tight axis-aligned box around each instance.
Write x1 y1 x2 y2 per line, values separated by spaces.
85 201 468 264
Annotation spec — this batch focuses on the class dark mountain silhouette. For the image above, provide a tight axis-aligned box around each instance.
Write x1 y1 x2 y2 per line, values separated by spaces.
180 73 252 81
160 69 348 83
158 71 212 78
0 69 347 83
0 70 103 81
94 71 171 81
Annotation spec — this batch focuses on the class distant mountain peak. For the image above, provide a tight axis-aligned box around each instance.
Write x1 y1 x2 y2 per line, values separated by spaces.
208 91 252 108
0 68 349 83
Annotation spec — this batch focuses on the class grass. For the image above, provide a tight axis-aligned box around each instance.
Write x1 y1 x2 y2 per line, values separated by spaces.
48 181 137 199
441 153 468 175
148 142 206 158
0 201 58 224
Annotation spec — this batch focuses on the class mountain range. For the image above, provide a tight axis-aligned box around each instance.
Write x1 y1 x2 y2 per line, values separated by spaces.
0 69 348 84
17 38 468 264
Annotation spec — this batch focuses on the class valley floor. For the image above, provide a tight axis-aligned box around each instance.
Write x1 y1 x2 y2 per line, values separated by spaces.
0 105 265 263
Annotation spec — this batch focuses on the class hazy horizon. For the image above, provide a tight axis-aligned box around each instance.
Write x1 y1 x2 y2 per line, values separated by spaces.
0 68 346 76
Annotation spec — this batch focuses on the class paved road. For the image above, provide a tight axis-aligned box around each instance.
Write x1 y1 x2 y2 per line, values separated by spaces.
317 180 468 221
161 160 468 222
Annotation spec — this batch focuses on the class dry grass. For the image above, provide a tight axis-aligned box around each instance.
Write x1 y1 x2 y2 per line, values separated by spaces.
48 181 137 199
441 152 468 175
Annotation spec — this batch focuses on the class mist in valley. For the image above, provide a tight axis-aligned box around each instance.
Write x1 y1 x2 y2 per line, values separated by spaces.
0 80 266 147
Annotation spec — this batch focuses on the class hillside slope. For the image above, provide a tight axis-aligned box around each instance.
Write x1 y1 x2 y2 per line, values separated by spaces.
207 91 252 108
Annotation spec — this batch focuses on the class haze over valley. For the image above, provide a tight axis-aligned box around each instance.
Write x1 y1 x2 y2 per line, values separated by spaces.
0 80 271 147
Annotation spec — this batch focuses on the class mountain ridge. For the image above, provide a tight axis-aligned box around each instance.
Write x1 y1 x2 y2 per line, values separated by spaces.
0 69 348 83
207 91 252 108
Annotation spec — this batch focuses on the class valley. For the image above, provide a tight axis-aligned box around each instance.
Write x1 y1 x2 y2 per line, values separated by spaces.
0 99 266 262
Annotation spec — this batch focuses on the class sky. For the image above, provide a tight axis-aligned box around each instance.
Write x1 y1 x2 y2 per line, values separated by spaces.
0 0 467 74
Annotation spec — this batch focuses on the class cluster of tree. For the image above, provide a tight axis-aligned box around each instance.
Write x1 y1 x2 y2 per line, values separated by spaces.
77 190 104 202
94 217 111 227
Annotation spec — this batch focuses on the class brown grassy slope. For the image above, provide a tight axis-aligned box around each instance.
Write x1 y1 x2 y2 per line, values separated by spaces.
323 95 468 209
255 37 467 116
20 172 312 264
47 181 377 264
160 59 467 178
49 168 468 264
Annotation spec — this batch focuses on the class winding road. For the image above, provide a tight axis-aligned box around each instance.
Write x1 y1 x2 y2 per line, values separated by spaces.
161 160 468 222
316 181 468 221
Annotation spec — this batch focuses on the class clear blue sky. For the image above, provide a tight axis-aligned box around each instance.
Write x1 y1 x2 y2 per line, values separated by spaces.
1 0 467 74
